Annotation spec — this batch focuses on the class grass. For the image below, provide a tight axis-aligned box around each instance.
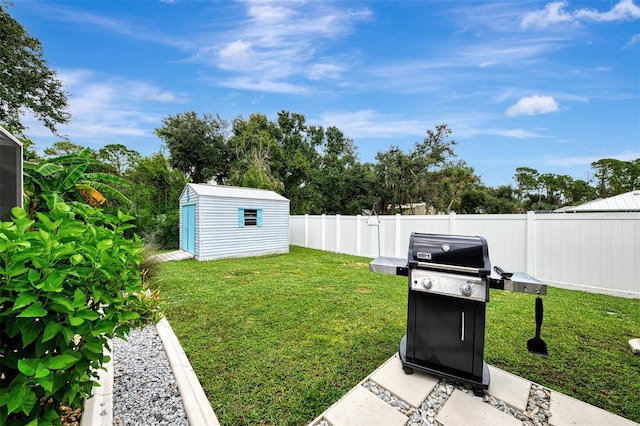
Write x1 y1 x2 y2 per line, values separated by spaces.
157 246 640 425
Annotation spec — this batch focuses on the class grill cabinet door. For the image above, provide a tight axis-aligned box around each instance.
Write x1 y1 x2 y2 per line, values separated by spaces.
406 291 485 378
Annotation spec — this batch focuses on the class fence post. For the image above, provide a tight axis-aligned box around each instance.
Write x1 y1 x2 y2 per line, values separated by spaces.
335 214 341 253
449 211 457 234
304 214 309 248
395 214 402 258
356 215 362 255
526 211 535 274
321 214 326 251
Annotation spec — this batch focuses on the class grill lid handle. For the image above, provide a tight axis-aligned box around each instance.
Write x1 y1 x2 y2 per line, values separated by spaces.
493 266 513 279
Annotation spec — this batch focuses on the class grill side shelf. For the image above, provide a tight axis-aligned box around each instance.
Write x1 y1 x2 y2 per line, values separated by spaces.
489 270 548 295
369 256 409 276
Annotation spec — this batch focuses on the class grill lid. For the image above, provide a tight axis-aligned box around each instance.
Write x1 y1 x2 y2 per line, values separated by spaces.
408 233 491 275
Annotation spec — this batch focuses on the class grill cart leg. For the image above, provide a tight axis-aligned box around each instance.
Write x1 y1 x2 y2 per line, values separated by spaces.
399 334 413 374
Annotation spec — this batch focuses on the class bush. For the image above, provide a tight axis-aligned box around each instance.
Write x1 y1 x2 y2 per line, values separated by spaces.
0 198 160 425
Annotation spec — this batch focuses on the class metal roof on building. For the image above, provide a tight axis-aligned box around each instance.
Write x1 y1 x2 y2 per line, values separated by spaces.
562 190 640 212
0 125 23 147
184 183 289 202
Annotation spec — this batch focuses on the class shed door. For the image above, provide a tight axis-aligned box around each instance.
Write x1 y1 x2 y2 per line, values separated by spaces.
182 204 195 254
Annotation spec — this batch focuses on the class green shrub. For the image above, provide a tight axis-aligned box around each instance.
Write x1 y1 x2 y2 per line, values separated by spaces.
0 198 159 425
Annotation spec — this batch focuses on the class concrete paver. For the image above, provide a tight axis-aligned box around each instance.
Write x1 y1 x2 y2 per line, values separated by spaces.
323 385 408 426
550 391 638 426
369 354 439 407
629 338 640 354
152 250 193 262
436 389 522 426
487 365 532 412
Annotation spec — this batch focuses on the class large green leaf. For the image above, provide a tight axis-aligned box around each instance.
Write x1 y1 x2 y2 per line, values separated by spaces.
12 292 38 311
40 270 64 292
21 319 43 347
47 351 80 370
7 385 36 415
79 180 131 204
57 162 88 192
42 322 63 342
83 172 130 186
34 162 63 177
17 358 38 376
17 302 47 318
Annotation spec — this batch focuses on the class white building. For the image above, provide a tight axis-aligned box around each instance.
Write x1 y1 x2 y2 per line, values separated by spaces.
178 183 290 261
558 190 640 213
0 126 23 222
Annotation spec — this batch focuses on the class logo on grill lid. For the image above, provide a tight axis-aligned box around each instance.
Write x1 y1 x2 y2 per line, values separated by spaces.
416 252 432 260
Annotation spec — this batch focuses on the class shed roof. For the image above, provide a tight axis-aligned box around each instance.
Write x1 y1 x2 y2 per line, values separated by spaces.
0 125 23 147
184 183 289 202
561 190 640 212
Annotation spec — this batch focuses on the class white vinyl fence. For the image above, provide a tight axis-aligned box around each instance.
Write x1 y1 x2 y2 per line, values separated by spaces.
289 212 640 298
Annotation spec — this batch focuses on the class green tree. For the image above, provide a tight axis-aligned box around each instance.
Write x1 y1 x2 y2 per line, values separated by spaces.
126 152 187 248
374 146 413 214
514 167 539 204
42 140 88 158
565 179 596 205
440 162 478 213
591 158 640 197
374 124 458 214
0 4 70 135
459 185 521 214
341 162 379 215
155 111 230 184
273 111 322 214
315 126 358 214
98 144 141 176
227 113 283 192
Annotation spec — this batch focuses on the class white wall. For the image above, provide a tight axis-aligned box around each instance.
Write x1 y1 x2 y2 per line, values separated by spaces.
290 212 640 298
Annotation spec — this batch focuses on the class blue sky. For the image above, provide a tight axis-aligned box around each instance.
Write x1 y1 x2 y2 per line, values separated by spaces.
10 0 640 187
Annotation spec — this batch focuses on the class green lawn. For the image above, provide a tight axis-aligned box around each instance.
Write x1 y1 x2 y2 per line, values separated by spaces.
157 246 640 425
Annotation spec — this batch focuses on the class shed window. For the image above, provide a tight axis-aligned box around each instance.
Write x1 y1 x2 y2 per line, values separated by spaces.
238 208 262 228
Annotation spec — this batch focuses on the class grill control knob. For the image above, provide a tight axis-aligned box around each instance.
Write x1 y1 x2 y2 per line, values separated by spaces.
421 278 433 289
460 283 474 297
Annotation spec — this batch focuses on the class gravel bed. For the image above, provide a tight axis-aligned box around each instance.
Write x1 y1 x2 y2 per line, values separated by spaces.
112 325 189 425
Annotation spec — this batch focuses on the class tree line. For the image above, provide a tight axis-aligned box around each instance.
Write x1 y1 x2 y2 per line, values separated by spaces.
16 111 638 250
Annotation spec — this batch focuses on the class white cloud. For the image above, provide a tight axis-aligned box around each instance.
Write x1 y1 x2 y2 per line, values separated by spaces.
307 62 346 80
522 0 640 29
521 1 574 29
218 40 255 71
625 33 640 48
198 1 371 91
575 0 640 22
51 6 189 49
505 95 559 116
23 70 189 143
318 110 426 139
216 77 309 94
502 128 540 139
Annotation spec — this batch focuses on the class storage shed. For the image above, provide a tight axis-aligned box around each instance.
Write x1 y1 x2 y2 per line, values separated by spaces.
178 183 290 261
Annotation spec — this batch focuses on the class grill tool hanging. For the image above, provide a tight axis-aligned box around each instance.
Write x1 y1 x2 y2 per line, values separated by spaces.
527 296 549 356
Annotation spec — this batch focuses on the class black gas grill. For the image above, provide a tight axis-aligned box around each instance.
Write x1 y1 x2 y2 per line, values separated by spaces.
370 232 547 389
